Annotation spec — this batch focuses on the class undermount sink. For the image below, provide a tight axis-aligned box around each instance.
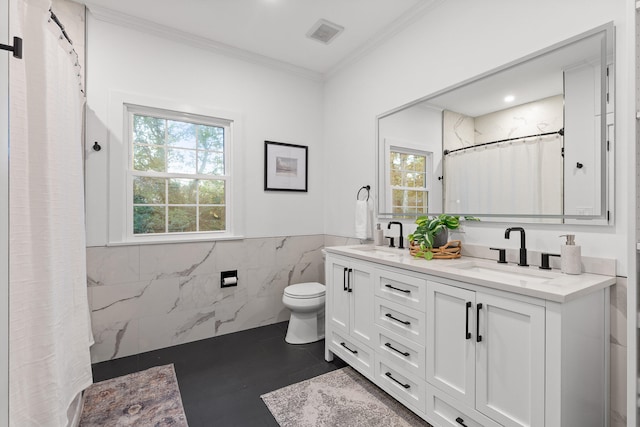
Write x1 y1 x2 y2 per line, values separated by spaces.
450 260 559 285
350 245 405 258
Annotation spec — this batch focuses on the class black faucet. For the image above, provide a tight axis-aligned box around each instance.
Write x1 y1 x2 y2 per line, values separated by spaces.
387 222 404 249
504 227 528 266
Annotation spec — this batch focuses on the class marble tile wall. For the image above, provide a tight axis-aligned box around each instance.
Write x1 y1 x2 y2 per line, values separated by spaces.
87 235 324 363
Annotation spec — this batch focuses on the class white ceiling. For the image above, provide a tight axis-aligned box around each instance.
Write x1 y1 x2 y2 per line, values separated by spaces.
77 0 437 77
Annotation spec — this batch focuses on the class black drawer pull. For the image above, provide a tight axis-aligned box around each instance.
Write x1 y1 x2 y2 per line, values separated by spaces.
455 417 468 427
340 342 358 354
347 268 353 293
476 303 483 343
385 313 411 325
465 301 472 340
384 284 411 294
343 267 348 292
385 342 410 357
385 372 410 389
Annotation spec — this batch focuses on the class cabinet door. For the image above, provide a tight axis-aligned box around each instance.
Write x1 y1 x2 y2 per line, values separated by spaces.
349 262 374 345
426 281 476 409
475 293 545 427
326 257 350 335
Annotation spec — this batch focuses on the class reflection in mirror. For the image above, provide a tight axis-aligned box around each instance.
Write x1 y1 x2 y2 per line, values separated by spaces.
376 23 614 223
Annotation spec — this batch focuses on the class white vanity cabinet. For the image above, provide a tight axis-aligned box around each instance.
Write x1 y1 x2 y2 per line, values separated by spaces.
426 280 545 427
324 246 615 427
325 255 375 377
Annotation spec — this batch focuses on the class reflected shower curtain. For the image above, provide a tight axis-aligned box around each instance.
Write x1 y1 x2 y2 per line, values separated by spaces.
444 136 562 215
9 0 92 425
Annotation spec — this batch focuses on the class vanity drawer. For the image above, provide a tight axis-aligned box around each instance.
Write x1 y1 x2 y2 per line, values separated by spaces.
375 357 426 416
374 325 425 380
426 384 501 427
375 268 426 311
328 331 374 378
374 296 426 346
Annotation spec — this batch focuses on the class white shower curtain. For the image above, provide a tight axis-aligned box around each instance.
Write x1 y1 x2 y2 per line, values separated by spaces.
9 0 92 425
444 135 563 216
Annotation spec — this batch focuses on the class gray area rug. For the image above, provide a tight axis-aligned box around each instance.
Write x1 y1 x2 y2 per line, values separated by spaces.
79 364 188 426
261 367 431 426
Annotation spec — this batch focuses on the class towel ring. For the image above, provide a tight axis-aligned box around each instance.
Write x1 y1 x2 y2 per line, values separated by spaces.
357 185 370 201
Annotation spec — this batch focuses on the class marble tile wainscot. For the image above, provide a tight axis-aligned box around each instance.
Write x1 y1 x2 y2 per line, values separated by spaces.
87 235 325 363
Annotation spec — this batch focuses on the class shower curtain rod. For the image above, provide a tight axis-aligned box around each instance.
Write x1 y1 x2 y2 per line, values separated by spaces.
443 128 564 156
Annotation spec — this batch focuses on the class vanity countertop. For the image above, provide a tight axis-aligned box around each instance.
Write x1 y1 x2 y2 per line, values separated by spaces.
325 245 616 303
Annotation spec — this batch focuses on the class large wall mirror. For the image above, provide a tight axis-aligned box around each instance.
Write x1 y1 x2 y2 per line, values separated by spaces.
376 23 614 224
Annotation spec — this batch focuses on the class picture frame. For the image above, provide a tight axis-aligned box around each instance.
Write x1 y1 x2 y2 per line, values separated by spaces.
264 141 308 192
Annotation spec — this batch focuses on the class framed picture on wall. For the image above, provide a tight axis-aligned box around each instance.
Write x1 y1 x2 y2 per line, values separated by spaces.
264 141 308 192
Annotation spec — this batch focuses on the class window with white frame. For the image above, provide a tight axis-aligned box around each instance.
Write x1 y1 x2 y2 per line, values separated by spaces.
126 106 231 237
388 146 432 215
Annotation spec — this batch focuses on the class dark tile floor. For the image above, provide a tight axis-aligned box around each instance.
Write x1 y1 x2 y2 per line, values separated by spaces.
92 321 346 426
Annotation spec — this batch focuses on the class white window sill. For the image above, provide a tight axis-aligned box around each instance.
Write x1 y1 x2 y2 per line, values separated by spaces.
97 235 245 247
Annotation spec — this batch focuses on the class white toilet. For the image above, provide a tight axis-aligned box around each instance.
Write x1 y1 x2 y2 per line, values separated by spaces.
282 282 326 344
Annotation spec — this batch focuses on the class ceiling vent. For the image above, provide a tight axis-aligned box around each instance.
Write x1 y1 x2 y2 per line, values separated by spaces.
306 19 344 45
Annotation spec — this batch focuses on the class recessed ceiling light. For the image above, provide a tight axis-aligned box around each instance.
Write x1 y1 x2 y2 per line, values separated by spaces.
504 95 515 103
306 19 344 45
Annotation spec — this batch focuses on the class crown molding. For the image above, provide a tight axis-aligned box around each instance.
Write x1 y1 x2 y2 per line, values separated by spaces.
324 0 446 80
85 4 324 82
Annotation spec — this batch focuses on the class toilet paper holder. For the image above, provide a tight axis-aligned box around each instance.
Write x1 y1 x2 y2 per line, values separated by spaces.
221 270 238 288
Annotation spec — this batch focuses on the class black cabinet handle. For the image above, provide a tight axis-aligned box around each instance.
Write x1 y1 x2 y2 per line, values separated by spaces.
476 303 483 342
347 268 353 292
343 267 348 292
455 417 468 427
465 301 472 340
340 342 358 354
385 372 410 389
385 342 410 357
385 313 411 325
385 284 411 294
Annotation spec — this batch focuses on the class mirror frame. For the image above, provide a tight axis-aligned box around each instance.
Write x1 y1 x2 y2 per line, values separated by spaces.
376 22 614 224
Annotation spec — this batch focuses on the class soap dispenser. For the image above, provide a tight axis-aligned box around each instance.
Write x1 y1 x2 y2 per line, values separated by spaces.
559 234 581 275
374 223 384 246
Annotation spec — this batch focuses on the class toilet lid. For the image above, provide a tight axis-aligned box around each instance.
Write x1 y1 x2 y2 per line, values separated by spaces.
284 282 326 298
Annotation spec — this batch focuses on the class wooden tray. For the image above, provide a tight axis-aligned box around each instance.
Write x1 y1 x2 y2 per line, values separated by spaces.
409 240 462 259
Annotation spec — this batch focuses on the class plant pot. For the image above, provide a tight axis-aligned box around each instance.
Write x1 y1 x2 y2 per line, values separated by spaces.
433 228 449 248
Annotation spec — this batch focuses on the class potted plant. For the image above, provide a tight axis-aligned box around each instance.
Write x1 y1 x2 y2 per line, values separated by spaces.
408 214 478 260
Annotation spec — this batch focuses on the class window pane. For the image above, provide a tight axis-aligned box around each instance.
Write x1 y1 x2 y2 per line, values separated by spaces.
167 120 196 149
409 156 426 172
198 125 224 151
197 151 224 175
133 115 165 146
168 179 196 204
199 180 225 204
134 206 165 234
133 177 165 204
167 148 196 174
390 153 401 170
168 206 197 232
134 145 166 172
199 206 225 231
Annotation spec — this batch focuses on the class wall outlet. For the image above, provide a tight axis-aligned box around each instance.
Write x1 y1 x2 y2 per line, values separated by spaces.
221 270 238 288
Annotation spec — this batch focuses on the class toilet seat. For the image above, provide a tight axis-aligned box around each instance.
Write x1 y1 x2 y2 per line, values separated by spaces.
284 282 325 299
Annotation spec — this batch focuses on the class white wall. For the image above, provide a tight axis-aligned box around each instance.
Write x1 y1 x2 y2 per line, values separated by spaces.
323 0 633 275
85 14 325 245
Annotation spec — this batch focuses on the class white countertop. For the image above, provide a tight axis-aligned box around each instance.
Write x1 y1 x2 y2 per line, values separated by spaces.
325 245 616 303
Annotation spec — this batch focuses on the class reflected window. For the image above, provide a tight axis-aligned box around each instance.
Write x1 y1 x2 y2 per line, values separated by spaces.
130 110 229 235
388 147 432 215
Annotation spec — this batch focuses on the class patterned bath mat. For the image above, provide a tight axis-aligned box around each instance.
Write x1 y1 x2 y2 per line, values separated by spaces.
261 367 431 426
79 364 188 426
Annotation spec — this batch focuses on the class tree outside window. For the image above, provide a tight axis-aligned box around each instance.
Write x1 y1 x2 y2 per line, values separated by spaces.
131 112 229 235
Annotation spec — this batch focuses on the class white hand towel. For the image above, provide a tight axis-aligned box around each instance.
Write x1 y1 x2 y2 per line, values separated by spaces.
355 200 370 239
